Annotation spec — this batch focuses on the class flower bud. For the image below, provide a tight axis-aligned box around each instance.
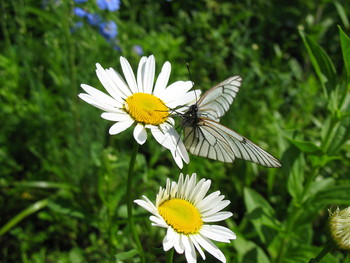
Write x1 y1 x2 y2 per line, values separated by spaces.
329 207 350 250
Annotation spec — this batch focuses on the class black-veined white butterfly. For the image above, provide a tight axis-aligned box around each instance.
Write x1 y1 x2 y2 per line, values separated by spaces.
180 76 281 167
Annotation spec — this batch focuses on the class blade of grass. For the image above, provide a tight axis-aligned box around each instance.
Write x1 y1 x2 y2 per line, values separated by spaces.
0 198 49 236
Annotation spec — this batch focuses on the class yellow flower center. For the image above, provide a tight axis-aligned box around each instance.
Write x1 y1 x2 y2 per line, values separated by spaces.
124 93 169 125
158 199 203 235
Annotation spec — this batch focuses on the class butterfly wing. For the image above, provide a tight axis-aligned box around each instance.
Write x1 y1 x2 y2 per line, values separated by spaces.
183 125 236 163
196 76 242 121
184 118 281 167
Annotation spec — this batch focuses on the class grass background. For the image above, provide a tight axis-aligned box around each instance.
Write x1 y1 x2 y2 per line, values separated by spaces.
1 0 350 262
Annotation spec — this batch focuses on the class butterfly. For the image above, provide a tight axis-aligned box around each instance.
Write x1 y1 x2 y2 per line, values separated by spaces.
180 76 281 167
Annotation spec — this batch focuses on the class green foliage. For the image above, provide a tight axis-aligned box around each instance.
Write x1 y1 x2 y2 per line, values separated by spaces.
1 0 350 262
299 30 337 98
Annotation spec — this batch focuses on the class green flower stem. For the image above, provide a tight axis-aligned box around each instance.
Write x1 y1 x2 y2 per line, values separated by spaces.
309 240 337 263
127 141 145 263
166 248 174 263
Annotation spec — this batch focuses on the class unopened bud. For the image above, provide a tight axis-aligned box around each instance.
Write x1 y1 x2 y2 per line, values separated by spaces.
329 207 350 250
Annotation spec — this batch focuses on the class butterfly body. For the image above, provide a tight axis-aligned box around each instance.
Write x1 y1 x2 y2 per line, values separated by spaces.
180 76 281 168
181 104 200 127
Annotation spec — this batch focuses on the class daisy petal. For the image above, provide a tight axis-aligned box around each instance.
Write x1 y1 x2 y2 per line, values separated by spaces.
95 64 124 104
109 119 134 135
149 126 188 169
134 197 158 216
149 215 167 228
80 84 120 107
133 123 147 145
162 126 189 167
166 89 200 109
189 235 206 260
203 211 233 222
163 228 176 251
101 112 131 122
78 93 116 112
174 233 184 254
161 81 192 104
120 56 138 93
206 225 236 240
193 234 226 263
197 191 223 211
106 68 132 98
200 225 235 243
150 127 176 151
143 55 155 94
193 180 212 206
153 61 171 96
170 151 184 169
182 235 197 263
136 56 147 92
201 200 231 217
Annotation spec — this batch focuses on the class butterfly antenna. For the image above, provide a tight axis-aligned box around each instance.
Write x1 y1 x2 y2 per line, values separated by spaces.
186 63 197 101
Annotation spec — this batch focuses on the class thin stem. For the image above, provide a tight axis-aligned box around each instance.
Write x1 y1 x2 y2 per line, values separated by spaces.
309 240 336 263
166 248 174 263
127 142 145 263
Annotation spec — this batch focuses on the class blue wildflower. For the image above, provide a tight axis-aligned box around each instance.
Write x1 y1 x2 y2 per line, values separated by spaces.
87 13 102 26
97 0 120 11
74 21 84 28
113 45 121 52
74 7 87 17
71 21 84 33
99 21 118 39
133 45 144 56
74 0 88 3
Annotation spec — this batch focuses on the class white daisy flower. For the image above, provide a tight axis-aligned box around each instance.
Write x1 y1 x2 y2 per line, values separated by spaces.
134 173 236 263
79 55 199 168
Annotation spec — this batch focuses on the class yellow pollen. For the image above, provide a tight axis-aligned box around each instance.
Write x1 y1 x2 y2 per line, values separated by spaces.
124 93 169 125
158 199 203 235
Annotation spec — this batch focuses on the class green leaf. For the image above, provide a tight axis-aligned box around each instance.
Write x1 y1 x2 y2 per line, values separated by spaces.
47 198 85 220
335 3 350 30
339 26 350 78
115 249 139 261
287 153 305 202
285 138 321 154
285 244 338 263
244 188 275 217
314 185 350 205
233 235 271 263
299 30 337 98
328 119 350 155
244 188 281 244
302 178 335 204
309 154 340 167
321 116 350 155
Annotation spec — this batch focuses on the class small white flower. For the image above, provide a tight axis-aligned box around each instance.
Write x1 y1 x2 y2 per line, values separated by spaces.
79 55 199 168
329 206 350 250
135 173 236 263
